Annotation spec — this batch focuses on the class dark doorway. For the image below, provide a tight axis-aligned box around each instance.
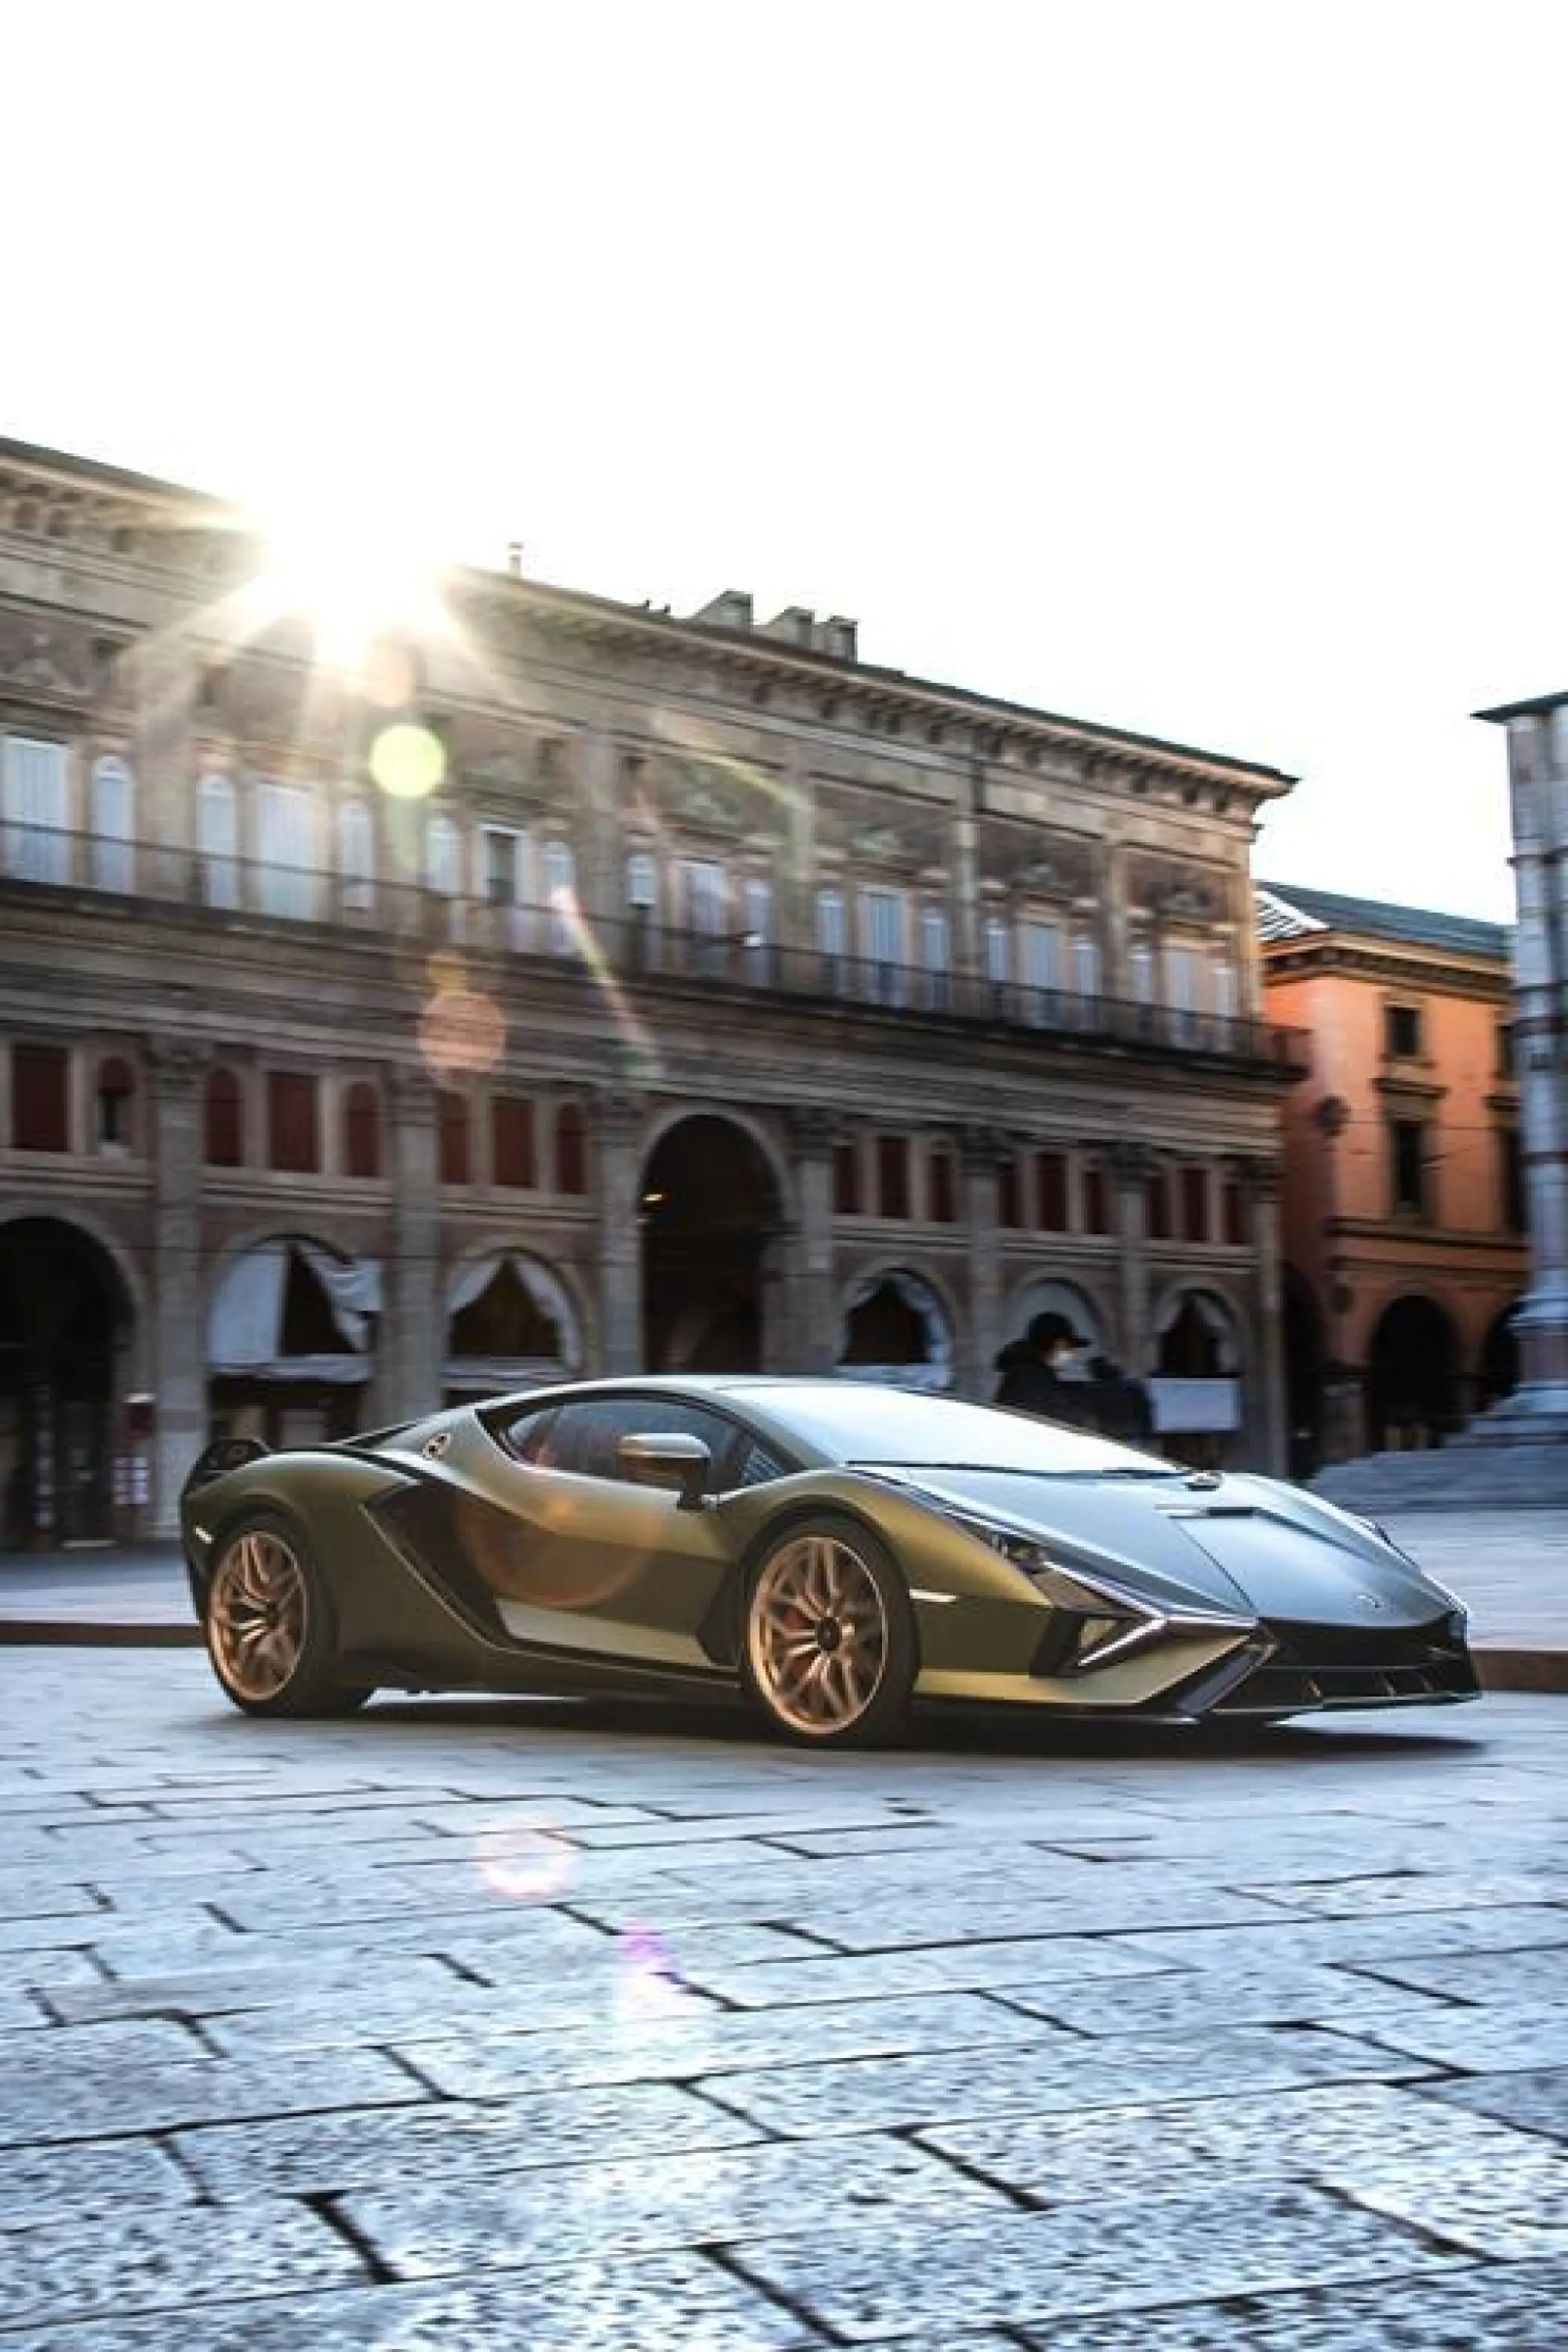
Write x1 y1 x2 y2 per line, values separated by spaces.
641 1116 782 1373
0 1218 129 1548
1477 1302 1521 1412
1366 1295 1462 1450
1283 1269 1325 1479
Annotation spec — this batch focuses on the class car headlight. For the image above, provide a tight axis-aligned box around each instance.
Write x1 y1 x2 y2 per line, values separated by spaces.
943 1512 1157 1671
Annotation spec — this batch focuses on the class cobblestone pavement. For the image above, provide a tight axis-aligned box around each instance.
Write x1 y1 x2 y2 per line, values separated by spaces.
0 1653 1565 2348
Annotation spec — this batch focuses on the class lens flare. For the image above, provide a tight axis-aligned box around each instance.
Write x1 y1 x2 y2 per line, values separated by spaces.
371 723 446 800
418 986 506 1080
477 1822 575 1904
615 1922 691 2023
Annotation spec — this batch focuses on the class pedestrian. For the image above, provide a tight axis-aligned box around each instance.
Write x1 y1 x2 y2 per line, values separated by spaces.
1087 1354 1156 1444
994 1312 1093 1424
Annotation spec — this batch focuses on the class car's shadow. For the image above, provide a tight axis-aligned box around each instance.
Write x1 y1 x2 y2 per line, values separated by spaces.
337 1689 1483 1767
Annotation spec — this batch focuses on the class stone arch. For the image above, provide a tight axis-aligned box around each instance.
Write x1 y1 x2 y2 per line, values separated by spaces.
0 1209 144 1547
444 1247 586 1396
205 1230 381 1448
639 1100 795 1225
1366 1292 1463 1451
640 1111 788 1372
836 1262 958 1392
1147 1280 1248 1469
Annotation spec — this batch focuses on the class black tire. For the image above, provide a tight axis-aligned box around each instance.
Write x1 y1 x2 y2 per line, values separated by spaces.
739 1512 917 1749
202 1512 373 1719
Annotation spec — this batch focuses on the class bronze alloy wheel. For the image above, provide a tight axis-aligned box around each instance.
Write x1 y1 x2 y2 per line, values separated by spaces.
206 1528 311 1704
746 1529 894 1738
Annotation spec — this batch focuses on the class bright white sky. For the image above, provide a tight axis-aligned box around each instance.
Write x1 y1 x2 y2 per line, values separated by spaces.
5 2 1563 920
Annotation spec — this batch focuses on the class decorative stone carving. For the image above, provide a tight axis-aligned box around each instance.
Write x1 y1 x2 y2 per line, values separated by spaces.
960 1123 1016 1171
816 782 951 875
786 1105 844 1156
975 819 1094 902
0 617 90 703
1127 856 1227 925
448 720 575 812
147 1036 212 1097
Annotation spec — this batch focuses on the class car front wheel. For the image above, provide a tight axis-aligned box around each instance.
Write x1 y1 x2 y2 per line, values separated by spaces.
741 1515 916 1748
203 1516 372 1719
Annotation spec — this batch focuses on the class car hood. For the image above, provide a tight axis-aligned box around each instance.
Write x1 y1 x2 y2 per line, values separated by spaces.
870 1467 1457 1629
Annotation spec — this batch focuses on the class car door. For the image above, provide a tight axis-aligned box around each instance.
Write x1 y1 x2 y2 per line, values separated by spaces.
474 1393 746 1673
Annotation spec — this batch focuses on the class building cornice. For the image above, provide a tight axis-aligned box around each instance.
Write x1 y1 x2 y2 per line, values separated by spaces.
1261 935 1513 1000
0 434 1294 811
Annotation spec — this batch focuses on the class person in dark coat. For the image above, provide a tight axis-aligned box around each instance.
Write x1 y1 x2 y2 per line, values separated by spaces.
994 1311 1092 1424
1087 1353 1156 1444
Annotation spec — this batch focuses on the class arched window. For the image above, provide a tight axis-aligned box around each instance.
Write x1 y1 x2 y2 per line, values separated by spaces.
338 800 376 915
439 1089 470 1186
96 1055 136 1153
204 1068 245 1167
90 757 135 893
343 1080 381 1179
555 1102 587 1194
198 774 239 909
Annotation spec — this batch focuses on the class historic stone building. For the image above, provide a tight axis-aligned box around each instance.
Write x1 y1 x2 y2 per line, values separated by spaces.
0 435 1300 1543
1259 881 1524 1476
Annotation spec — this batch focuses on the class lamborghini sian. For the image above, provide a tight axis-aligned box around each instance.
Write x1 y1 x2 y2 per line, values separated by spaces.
181 1378 1479 1746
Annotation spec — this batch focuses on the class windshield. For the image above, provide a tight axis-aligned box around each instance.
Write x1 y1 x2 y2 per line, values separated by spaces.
729 1384 1175 1476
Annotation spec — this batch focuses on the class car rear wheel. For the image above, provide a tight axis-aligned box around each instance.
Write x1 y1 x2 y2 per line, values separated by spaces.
204 1517 372 1719
741 1515 916 1748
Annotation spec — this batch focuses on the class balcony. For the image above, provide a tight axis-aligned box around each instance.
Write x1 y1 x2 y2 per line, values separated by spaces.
0 825 1308 1071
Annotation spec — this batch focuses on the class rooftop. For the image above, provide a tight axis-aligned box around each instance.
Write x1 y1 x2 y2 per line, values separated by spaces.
1256 881 1513 963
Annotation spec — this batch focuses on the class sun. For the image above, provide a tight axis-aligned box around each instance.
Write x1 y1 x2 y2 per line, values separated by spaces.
239 462 459 674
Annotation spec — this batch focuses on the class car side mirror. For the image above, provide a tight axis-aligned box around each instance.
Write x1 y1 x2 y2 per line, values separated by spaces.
618 1431 712 1510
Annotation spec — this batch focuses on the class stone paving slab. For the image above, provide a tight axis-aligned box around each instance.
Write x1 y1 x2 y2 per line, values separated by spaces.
993 1961 1467 2038
172 2079 766 2200
1421 2064 1568 2140
1352 1999 1568 2071
1348 1944 1568 2005
0 2198 364 2336
678 1932 1181 2009
697 2024 1437 2139
340 2131 1012 2281
919 2080 1534 2200
2 2042 424 2146
0 2257 822 2350
1011 2257 1568 2351
394 1989 1067 2098
0 2135 194 2225
725 2182 1467 2337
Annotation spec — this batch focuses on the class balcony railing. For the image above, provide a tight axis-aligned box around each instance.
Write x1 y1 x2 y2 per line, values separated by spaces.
0 825 1308 1069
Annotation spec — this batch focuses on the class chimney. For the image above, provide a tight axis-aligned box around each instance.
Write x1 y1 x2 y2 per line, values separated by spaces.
691 590 754 631
506 543 524 578
815 615 858 662
762 605 817 647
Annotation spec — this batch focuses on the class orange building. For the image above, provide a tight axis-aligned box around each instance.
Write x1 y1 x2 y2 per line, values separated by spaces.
1258 884 1525 1476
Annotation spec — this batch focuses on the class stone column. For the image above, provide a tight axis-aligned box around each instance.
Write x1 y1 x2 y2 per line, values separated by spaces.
1500 712 1568 1408
597 1089 646 1374
382 1067 443 1417
148 1038 209 1538
786 1108 839 1373
1110 1143 1152 1374
960 1125 1008 1397
1246 1157 1288 1475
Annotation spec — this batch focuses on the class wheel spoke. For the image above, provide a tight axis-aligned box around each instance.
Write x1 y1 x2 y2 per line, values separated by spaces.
747 1534 891 1737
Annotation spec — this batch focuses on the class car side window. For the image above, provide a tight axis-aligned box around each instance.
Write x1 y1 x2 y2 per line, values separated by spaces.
492 1404 561 1464
734 1440 789 1489
546 1398 738 1490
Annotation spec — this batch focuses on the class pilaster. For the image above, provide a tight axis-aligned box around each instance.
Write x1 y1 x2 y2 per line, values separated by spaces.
1244 1155 1288 1474
960 1124 1009 1396
383 1065 443 1416
1109 1142 1151 1374
786 1106 840 1374
597 1088 647 1374
147 1036 209 1537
